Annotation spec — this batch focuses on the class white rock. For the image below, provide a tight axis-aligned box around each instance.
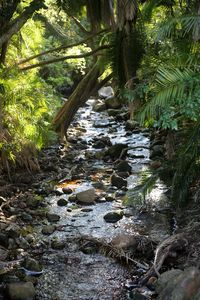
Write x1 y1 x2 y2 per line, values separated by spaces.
98 86 114 99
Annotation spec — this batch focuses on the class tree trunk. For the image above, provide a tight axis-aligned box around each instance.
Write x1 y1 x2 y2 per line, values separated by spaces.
53 59 111 140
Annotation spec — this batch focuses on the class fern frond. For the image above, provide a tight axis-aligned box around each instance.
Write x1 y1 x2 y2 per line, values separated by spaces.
156 15 200 41
139 66 199 123
171 121 200 206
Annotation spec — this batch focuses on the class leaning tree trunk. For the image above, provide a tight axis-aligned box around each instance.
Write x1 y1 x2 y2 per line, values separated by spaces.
53 59 109 140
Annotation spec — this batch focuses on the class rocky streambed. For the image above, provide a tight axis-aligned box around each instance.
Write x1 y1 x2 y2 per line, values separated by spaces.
0 93 200 300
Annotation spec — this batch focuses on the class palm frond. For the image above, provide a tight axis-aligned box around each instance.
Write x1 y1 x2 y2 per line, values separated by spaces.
139 66 198 123
156 15 200 41
181 15 200 41
171 121 200 206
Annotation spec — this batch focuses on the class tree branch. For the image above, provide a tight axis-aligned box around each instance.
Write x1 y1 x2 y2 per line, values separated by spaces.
0 0 46 48
20 45 111 71
68 14 91 35
17 29 108 66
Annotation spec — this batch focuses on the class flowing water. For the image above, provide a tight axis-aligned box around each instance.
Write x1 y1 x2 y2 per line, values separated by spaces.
35 99 171 300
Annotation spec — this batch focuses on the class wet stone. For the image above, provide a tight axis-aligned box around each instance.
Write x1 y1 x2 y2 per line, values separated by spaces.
42 225 56 235
62 187 73 194
105 96 122 109
115 160 132 173
21 212 33 222
23 257 42 272
106 143 128 160
46 213 60 222
104 210 124 223
111 173 127 189
125 120 139 131
51 239 65 250
93 101 106 112
68 194 77 202
0 233 9 248
57 198 68 206
105 195 115 202
5 224 21 238
76 187 96 204
81 208 93 212
0 247 8 261
6 281 35 300
93 140 106 149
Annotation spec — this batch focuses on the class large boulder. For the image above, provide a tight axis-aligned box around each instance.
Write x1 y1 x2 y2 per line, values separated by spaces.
156 268 200 300
6 282 35 300
98 86 114 99
105 96 122 109
76 186 96 204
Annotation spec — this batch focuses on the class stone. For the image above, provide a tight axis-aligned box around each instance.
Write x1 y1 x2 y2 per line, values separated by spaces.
76 187 96 204
93 101 106 112
57 198 68 206
128 291 148 300
26 197 40 209
46 213 60 222
150 161 162 169
21 212 33 222
79 240 98 254
103 210 124 223
98 86 114 99
0 246 8 261
5 224 21 238
116 171 130 178
62 187 73 194
105 195 115 202
156 269 183 294
150 145 164 159
42 225 56 235
156 268 200 300
0 233 9 248
125 120 139 131
51 239 65 250
68 195 77 202
115 160 132 173
107 109 122 117
105 96 122 109
23 257 42 272
6 281 35 300
16 237 30 250
93 140 106 149
111 173 127 189
106 143 128 160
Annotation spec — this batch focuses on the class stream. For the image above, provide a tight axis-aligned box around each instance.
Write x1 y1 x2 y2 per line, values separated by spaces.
29 97 172 300
0 96 174 300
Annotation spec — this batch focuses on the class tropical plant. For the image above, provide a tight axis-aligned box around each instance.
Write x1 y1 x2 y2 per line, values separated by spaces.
126 0 200 206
